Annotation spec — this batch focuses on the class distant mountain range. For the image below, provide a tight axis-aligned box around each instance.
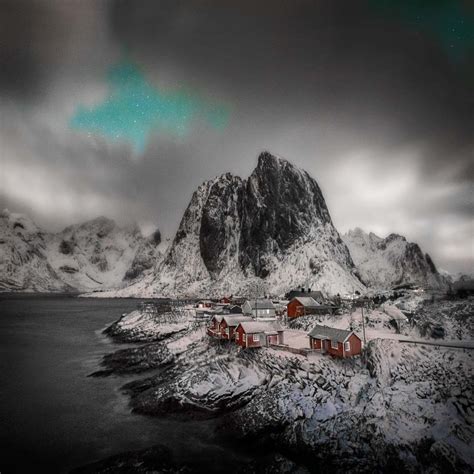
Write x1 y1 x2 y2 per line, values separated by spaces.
0 152 450 296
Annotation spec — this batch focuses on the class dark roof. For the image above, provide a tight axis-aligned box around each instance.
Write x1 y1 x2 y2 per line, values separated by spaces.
308 324 356 343
286 290 324 302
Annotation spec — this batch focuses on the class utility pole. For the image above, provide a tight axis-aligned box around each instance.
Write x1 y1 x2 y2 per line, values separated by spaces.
361 303 367 347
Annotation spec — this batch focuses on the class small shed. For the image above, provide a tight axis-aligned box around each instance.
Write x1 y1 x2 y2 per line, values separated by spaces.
235 321 284 348
308 324 362 358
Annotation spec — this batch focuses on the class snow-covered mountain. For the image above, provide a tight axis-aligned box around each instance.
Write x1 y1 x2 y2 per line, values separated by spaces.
111 152 365 297
0 209 69 292
0 210 162 292
2 152 448 296
343 228 446 289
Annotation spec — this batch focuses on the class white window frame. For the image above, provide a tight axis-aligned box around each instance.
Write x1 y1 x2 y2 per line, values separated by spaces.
344 341 350 352
243 334 247 342
331 340 338 349
236 332 239 340
253 334 260 342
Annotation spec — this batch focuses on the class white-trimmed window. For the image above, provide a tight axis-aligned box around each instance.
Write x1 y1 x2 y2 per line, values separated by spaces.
226 328 229 335
253 334 260 342
344 341 350 352
331 340 338 349
243 334 247 342
236 332 239 340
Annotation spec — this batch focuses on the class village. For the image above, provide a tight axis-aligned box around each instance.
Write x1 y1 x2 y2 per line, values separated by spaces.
139 286 421 359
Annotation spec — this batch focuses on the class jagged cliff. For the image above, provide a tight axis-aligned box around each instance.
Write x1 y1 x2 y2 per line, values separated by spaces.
343 228 446 289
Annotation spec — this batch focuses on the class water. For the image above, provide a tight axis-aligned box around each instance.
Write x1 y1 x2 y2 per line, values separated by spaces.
0 295 254 473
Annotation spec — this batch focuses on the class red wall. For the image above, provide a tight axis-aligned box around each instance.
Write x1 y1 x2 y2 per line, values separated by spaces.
310 334 362 358
235 326 263 348
287 299 304 318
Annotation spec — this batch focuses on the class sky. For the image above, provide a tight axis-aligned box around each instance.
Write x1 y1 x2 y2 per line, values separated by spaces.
0 0 473 274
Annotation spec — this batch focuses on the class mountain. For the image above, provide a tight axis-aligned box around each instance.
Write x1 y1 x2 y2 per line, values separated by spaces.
343 228 446 289
0 209 69 292
0 211 163 292
114 152 365 297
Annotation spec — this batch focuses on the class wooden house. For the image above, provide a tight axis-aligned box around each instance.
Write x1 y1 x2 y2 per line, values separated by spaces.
207 315 224 338
219 315 253 340
242 299 276 320
308 325 362 358
287 297 338 317
287 296 320 318
235 321 284 348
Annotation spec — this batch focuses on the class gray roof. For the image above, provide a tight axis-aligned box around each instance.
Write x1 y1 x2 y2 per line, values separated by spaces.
212 315 224 323
308 324 355 343
222 315 253 327
245 299 276 310
291 296 320 308
238 321 283 334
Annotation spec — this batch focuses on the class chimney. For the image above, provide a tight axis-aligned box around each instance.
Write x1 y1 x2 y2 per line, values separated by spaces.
308 288 311 293
301 287 305 293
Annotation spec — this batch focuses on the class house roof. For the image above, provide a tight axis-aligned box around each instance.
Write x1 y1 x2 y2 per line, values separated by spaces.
291 296 320 308
238 321 283 334
212 315 224 323
287 290 324 301
245 299 275 310
222 315 253 327
308 324 356 343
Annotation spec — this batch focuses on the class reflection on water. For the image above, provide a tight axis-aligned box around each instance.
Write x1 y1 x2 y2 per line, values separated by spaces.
0 295 252 473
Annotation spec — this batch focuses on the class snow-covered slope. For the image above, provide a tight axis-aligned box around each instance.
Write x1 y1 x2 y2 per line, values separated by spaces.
343 228 446 289
108 152 365 298
0 209 70 292
46 217 157 291
0 210 163 292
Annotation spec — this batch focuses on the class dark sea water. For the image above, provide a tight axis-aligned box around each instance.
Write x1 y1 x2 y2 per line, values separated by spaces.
0 295 254 473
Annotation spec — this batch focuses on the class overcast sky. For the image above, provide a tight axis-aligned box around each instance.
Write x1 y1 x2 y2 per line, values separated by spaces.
1 0 473 273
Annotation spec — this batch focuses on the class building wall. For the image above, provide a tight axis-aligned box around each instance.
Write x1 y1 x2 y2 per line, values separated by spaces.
344 333 362 357
287 299 304 318
310 334 362 357
235 326 263 348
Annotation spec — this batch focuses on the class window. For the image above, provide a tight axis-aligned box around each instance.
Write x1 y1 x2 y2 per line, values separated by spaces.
236 332 239 340
331 340 338 349
344 341 350 352
243 334 247 342
253 334 260 342
226 328 229 335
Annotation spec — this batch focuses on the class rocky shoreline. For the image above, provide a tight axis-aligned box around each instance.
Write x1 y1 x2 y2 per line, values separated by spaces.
83 300 474 473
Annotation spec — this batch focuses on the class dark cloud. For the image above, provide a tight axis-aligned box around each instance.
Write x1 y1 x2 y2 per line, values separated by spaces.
0 0 472 273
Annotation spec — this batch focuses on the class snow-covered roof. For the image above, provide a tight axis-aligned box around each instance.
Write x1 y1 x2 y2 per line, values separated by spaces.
308 324 355 343
212 315 224 323
244 299 276 310
291 296 320 308
238 321 283 334
222 315 252 327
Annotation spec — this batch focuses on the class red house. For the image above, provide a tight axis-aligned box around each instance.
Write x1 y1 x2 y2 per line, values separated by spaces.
287 296 320 318
219 315 252 340
308 325 362 358
235 321 284 348
207 315 224 338
220 296 232 304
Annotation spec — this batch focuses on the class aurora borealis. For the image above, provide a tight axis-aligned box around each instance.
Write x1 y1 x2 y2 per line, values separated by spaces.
70 61 229 154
